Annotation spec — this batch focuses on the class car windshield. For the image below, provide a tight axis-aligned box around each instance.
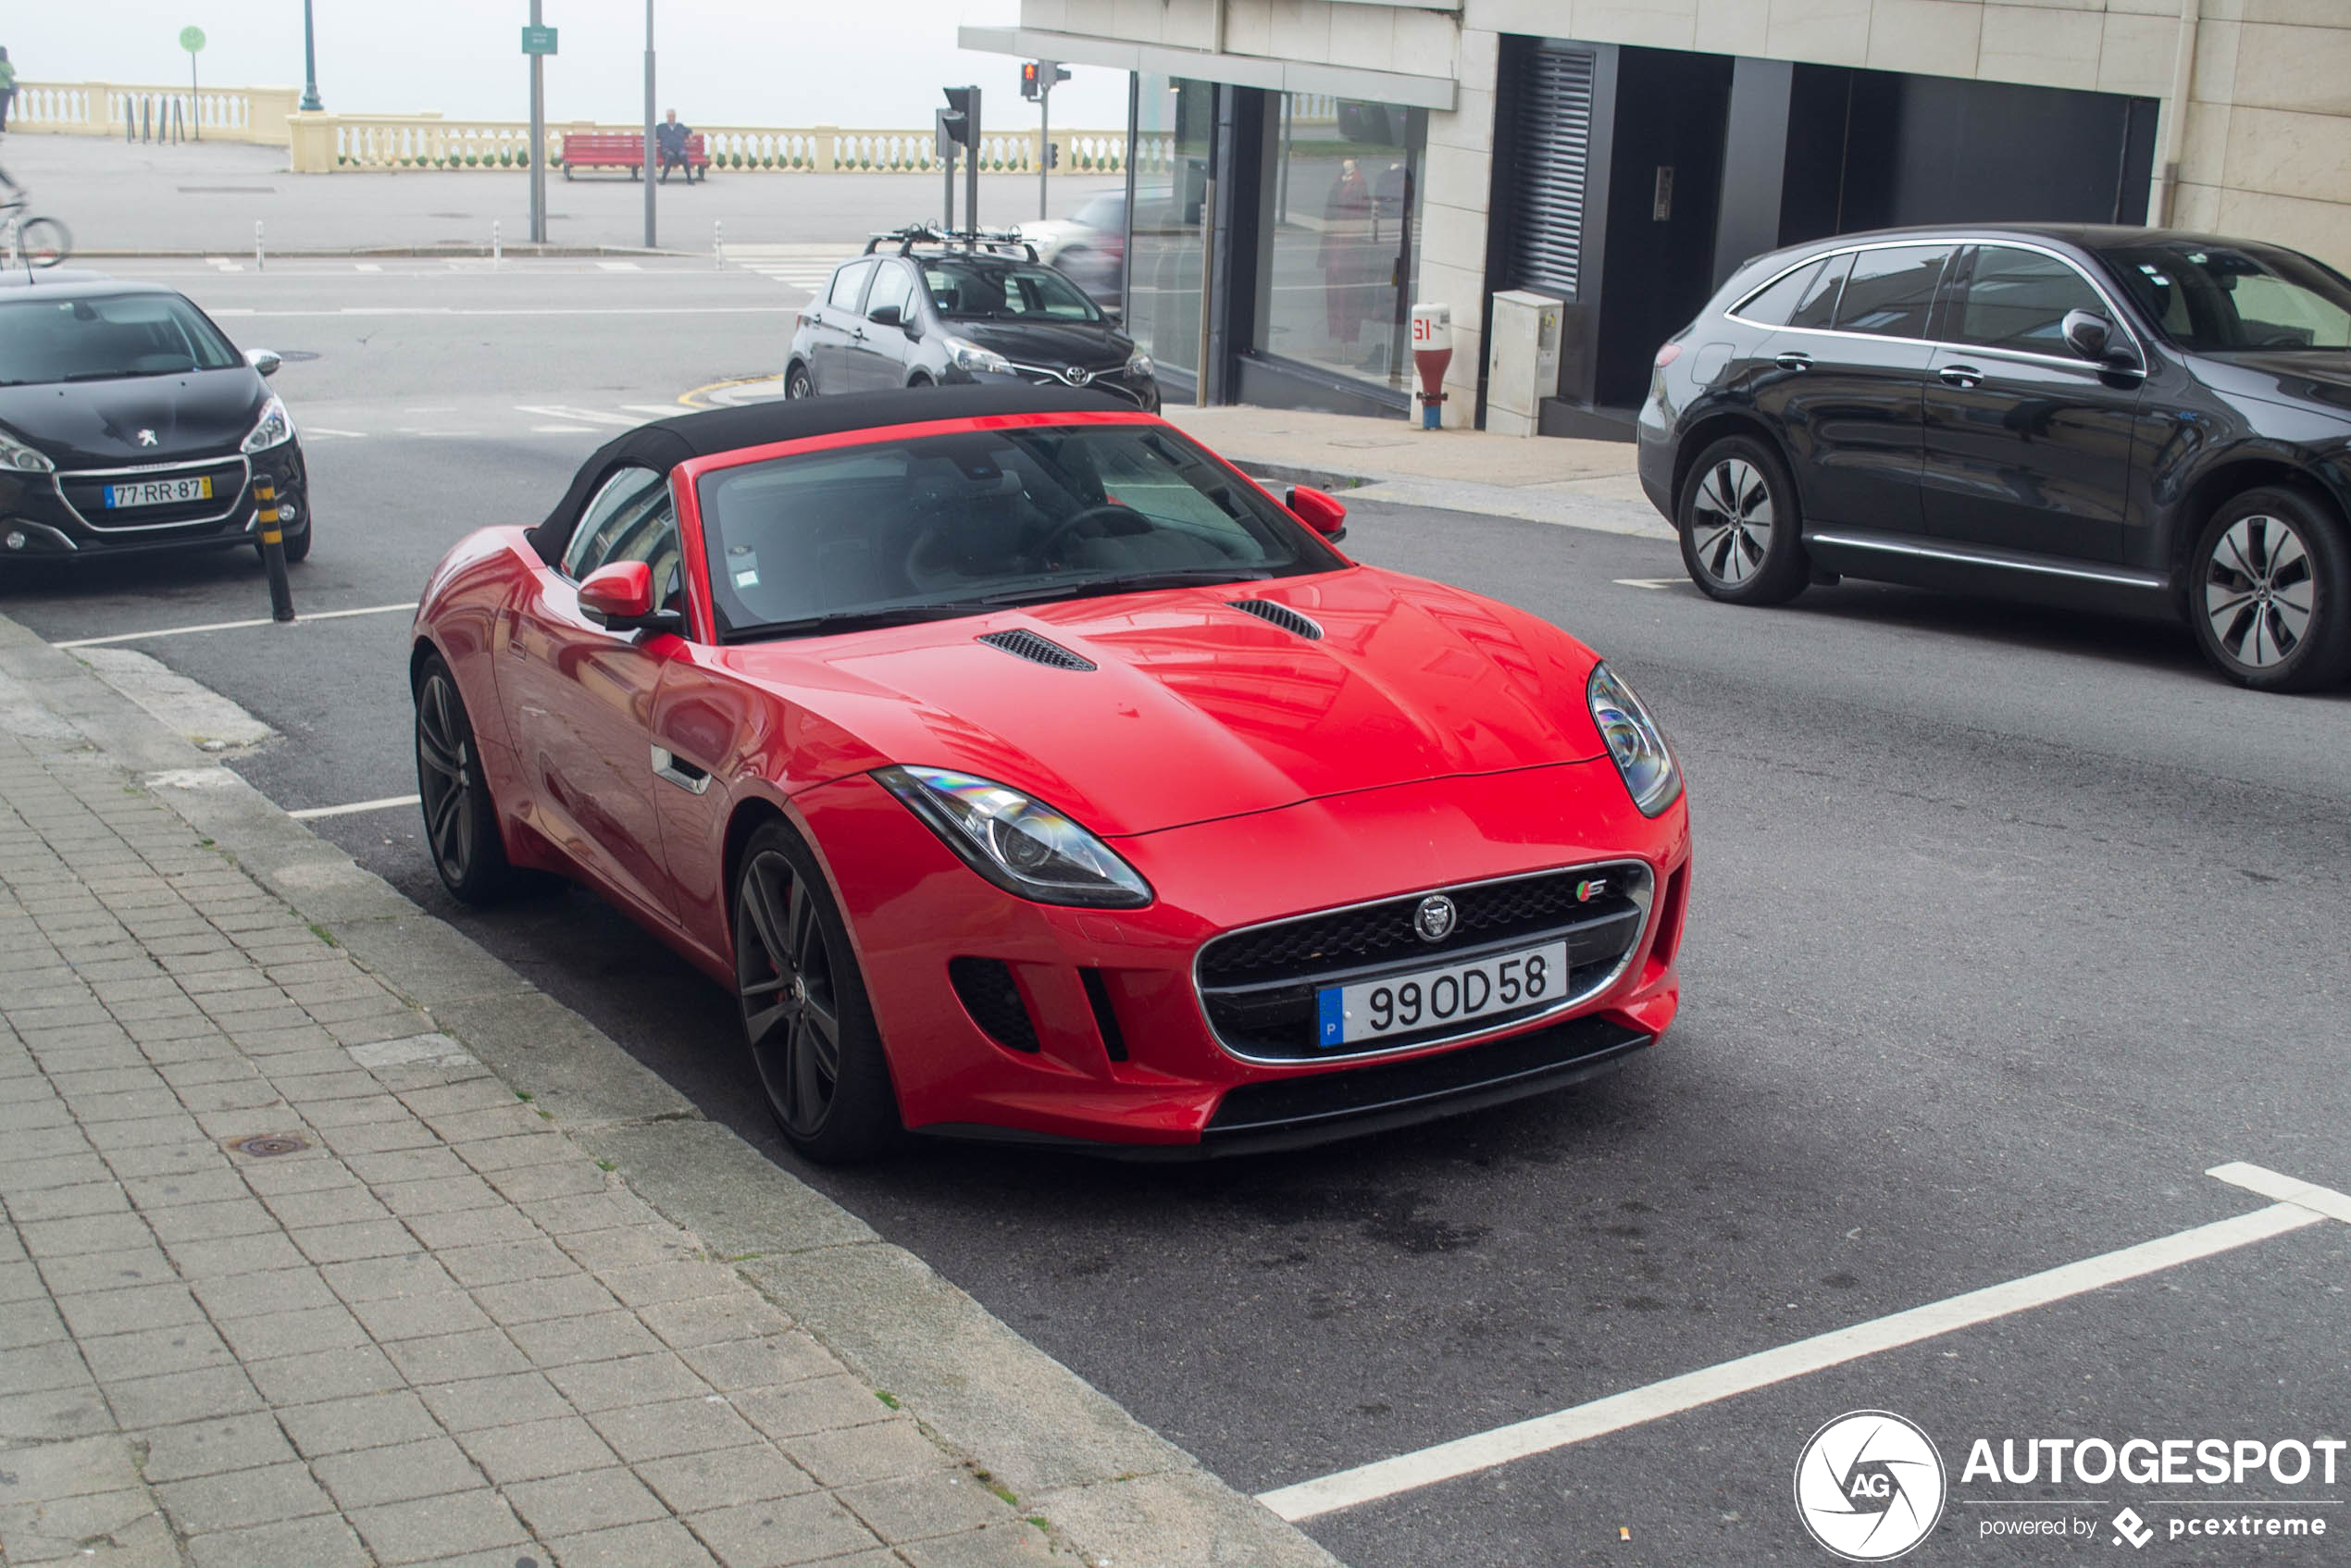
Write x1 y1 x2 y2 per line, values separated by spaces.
697 423 1342 641
922 258 1101 322
0 292 243 385
2098 241 2351 353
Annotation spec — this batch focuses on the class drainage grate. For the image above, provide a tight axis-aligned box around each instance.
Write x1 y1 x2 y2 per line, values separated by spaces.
1227 600 1325 641
230 1134 310 1158
976 628 1096 671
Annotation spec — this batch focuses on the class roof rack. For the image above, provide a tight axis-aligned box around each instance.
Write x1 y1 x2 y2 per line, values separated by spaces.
863 223 1039 261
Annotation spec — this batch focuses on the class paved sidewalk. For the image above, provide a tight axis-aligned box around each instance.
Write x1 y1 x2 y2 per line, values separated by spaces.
0 626 1337 1567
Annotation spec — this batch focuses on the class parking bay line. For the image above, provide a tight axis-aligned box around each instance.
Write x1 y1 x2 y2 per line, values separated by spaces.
1257 1163 2349 1524
54 602 417 650
289 794 420 821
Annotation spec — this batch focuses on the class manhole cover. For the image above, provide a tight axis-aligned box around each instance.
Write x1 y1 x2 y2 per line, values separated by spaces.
230 1134 309 1158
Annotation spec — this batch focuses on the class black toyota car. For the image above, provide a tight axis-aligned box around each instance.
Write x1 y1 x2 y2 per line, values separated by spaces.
0 276 309 572
1638 224 2351 691
785 229 1159 411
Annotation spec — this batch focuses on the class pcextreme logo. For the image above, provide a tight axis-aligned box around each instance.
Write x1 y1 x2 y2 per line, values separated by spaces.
1795 1411 1948 1562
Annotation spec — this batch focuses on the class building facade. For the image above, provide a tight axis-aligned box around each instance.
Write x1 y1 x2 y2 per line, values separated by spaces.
964 1 2351 435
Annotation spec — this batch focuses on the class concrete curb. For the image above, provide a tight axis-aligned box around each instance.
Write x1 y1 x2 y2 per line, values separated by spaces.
0 610 1341 1568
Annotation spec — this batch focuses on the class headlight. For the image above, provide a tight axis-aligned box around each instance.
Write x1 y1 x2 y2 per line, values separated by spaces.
944 336 1014 376
1126 350 1153 380
241 394 294 454
1586 662 1681 816
0 428 54 474
875 765 1151 908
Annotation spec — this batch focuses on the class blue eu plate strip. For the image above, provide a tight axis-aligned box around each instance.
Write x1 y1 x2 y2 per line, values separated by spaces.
1316 986 1344 1048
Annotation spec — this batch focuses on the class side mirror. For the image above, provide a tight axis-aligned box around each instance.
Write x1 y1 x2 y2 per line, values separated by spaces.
578 560 678 633
244 348 282 378
866 304 902 329
2061 309 2117 364
1287 484 1349 541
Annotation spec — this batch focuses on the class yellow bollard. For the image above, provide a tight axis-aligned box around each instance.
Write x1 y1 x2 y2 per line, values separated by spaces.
254 479 296 622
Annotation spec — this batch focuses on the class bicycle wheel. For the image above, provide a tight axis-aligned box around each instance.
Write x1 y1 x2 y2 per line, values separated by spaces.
19 218 70 268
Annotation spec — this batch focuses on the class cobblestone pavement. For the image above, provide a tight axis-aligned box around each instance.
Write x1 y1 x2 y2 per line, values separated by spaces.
0 723 1058 1567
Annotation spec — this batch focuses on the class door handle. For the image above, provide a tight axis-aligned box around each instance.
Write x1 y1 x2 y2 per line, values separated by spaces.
1938 365 1983 389
850 328 867 342
650 745 712 795
1774 351 1812 371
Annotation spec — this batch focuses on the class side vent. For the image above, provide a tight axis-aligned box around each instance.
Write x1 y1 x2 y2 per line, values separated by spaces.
1228 599 1325 641
1078 967 1128 1062
977 628 1096 670
948 958 1041 1052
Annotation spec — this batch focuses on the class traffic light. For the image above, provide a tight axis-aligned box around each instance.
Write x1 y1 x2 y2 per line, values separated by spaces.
1020 60 1069 100
1020 62 1039 101
940 85 978 148
1045 141 1059 169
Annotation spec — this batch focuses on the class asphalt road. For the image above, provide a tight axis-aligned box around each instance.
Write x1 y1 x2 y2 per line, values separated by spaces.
8 258 2351 1567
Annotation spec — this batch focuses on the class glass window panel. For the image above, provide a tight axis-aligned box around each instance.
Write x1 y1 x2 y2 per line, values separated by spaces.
1955 247 2107 354
863 261 914 321
1787 253 1850 330
827 259 876 311
563 467 667 579
1125 75 1216 382
1833 244 1951 338
1735 258 1826 327
1257 93 1426 390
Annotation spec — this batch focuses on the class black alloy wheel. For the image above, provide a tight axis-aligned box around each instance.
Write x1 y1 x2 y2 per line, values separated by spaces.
1677 433 1810 605
2188 487 2351 691
785 364 815 399
413 653 516 903
733 821 899 1162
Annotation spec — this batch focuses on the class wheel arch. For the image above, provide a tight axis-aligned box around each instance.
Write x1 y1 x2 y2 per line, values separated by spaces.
2169 456 2351 585
1671 409 1805 524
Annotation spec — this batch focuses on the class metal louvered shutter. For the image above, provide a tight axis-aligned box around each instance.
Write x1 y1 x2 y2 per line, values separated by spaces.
1504 44 1596 300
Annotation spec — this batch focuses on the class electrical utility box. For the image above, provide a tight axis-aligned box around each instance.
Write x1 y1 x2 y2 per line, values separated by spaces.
1486 290 1563 438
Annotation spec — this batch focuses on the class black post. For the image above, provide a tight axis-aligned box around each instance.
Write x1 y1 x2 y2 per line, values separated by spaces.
254 479 296 622
964 87 981 239
301 0 324 111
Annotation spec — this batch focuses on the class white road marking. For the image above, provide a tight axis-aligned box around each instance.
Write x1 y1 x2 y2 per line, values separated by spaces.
1614 578 1685 591
515 404 640 428
530 425 597 434
596 260 642 271
54 602 417 649
1258 1167 2351 1523
618 404 688 417
289 794 420 821
304 428 368 439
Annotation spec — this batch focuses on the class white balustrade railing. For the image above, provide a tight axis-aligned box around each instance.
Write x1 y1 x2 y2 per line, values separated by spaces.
13 81 299 143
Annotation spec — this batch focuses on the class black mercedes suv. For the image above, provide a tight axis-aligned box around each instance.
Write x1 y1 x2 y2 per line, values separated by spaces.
0 275 309 574
1637 224 2351 691
786 228 1159 412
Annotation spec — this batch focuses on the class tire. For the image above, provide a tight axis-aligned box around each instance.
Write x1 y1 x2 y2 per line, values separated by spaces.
1676 434 1810 605
280 521 312 563
784 363 815 400
18 218 70 268
2186 486 2351 692
905 374 932 390
413 653 517 905
733 821 900 1163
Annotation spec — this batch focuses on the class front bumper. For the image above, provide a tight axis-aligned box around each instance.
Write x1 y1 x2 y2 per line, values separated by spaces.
955 364 1161 413
799 757 1691 1152
0 442 308 561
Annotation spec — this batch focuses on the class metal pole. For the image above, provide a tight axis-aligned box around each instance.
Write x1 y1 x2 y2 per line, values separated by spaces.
964 87 981 239
942 141 955 232
492 219 502 268
1038 80 1049 222
642 0 655 249
255 219 265 270
1194 175 1215 407
301 0 324 110
713 218 723 268
528 0 547 244
255 479 296 622
190 52 200 141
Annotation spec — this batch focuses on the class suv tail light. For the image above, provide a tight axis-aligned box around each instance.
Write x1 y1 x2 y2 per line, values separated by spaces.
1654 341 1683 367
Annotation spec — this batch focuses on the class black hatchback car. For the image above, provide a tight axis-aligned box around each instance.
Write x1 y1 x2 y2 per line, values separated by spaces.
1638 224 2351 691
0 276 309 572
785 230 1159 412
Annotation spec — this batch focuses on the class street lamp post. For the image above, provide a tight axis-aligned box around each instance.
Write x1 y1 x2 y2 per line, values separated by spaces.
641 0 655 249
299 0 323 111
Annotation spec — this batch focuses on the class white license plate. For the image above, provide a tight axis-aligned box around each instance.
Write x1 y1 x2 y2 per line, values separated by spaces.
1316 940 1570 1048
101 477 213 509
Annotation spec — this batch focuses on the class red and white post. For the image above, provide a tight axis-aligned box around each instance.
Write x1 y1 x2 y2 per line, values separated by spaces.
1411 302 1452 430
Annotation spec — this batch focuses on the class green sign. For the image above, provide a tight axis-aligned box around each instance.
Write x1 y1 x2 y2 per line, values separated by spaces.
180 25 206 52
520 24 558 55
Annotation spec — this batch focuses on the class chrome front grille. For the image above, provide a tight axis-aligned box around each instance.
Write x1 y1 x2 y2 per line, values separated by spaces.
1193 862 1654 1064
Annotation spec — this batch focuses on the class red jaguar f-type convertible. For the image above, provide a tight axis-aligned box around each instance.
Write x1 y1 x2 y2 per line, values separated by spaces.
410 386 1691 1161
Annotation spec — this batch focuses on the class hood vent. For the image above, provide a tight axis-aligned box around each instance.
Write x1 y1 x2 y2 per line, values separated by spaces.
977 628 1097 671
1228 599 1325 641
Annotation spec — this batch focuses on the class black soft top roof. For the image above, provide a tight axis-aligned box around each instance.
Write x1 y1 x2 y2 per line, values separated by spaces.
528 383 1127 566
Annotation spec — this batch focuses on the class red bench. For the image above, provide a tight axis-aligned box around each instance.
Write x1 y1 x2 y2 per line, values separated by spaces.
560 131 710 180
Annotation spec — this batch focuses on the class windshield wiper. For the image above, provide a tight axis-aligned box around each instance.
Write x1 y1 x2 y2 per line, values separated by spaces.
976 566 1273 607
64 367 193 381
728 603 989 641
